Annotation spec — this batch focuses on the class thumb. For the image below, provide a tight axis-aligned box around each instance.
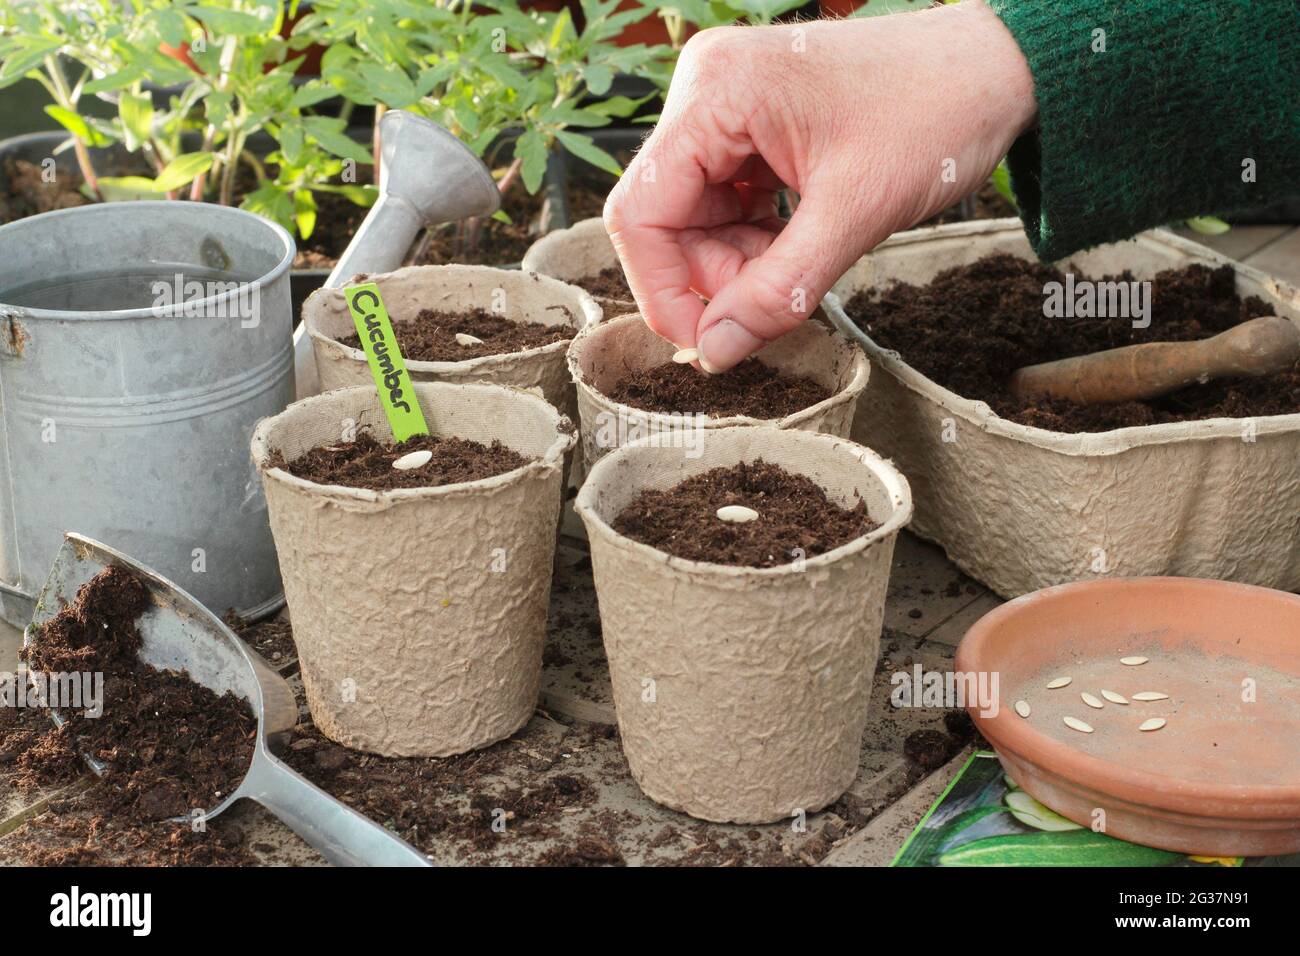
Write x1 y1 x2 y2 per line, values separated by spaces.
695 196 862 373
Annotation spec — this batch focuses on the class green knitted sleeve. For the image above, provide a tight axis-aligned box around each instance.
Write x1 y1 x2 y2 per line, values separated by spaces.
987 0 1300 261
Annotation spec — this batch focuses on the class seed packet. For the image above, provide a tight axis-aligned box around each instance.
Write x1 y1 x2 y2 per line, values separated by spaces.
890 751 1291 867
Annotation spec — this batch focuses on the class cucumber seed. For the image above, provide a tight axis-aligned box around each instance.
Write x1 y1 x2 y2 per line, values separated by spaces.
392 450 433 470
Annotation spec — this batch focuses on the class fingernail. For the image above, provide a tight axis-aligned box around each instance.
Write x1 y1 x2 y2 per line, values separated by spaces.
697 319 762 374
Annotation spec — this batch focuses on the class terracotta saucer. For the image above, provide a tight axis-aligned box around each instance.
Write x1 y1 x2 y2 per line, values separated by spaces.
956 577 1300 857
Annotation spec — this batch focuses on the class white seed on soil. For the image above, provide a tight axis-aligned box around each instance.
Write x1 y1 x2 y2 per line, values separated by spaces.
392 450 433 470
1101 689 1129 705
455 332 485 346
1132 691 1169 701
716 505 760 523
1014 700 1031 718
1063 716 1094 734
1139 717 1167 732
1120 656 1149 666
1046 677 1072 689
1081 692 1104 709
672 347 699 364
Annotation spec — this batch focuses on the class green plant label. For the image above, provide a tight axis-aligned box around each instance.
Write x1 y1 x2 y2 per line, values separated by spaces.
344 282 429 442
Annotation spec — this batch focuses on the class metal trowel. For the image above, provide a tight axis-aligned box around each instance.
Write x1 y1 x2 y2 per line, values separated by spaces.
24 533 432 867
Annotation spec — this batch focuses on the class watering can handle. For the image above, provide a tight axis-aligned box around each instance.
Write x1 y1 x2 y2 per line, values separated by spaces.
241 747 433 867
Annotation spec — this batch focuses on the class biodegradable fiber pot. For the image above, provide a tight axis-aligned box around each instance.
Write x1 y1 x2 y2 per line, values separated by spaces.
521 216 635 313
575 427 913 823
304 264 602 420
825 219 1300 598
566 313 870 469
251 382 576 757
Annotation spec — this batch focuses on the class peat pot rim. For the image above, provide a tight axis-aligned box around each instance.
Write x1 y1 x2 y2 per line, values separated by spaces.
250 381 576 507
0 200 296 323
566 312 872 430
823 217 1300 456
520 216 614 277
575 426 913 581
304 263 603 374
955 575 1300 816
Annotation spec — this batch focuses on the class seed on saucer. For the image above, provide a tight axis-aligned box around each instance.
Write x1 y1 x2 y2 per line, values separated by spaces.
672 347 699 364
1081 692 1104 709
1120 656 1148 666
1101 689 1128 705
1138 717 1167 732
716 505 759 523
1014 700 1031 718
455 332 485 346
1063 716 1094 734
1046 677 1072 689
1132 691 1169 701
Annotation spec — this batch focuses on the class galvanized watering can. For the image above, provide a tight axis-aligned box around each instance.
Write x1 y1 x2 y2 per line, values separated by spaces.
0 201 295 627
0 112 499 628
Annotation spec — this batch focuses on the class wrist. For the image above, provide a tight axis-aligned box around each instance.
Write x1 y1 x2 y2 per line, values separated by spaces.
957 0 1039 138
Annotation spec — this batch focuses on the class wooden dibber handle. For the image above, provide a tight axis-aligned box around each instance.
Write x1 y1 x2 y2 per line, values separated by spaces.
1008 316 1300 405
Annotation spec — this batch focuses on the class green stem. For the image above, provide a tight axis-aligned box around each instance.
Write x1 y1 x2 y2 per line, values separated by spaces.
219 128 245 206
372 103 387 176
496 155 522 196
665 12 686 49
240 149 267 183
44 56 101 200
194 33 240 202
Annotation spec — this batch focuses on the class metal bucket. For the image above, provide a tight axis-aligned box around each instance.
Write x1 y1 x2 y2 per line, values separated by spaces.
0 201 295 626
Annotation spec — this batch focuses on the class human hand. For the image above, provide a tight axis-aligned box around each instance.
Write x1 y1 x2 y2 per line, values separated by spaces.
603 0 1037 372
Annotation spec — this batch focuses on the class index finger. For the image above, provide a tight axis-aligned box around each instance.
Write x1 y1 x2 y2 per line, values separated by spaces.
604 120 756 348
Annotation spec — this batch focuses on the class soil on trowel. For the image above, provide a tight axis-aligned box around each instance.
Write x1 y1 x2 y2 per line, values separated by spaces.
338 307 575 361
845 255 1291 432
612 460 876 568
0 565 258 865
605 357 831 419
270 431 530 492
577 266 634 307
